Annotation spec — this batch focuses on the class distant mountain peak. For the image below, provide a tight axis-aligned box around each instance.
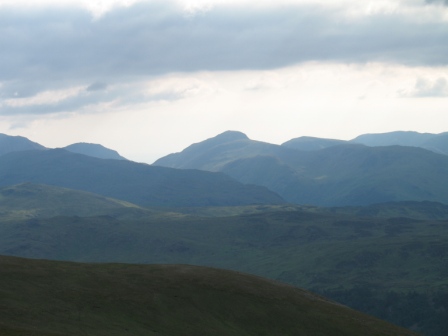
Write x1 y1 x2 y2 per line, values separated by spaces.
64 142 127 160
0 133 46 156
213 130 249 142
282 136 345 151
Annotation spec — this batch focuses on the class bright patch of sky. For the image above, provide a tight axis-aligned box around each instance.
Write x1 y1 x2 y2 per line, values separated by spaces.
0 0 447 162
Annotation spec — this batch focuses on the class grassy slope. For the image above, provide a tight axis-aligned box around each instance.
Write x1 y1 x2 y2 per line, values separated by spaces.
0 183 146 220
163 201 448 220
323 201 448 220
0 255 417 336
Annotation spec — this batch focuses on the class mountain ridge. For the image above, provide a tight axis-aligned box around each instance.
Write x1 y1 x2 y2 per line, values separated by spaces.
0 148 284 207
0 133 127 160
155 131 448 206
0 133 46 156
63 142 127 160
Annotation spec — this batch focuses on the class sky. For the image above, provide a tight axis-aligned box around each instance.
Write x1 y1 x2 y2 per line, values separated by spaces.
0 0 447 163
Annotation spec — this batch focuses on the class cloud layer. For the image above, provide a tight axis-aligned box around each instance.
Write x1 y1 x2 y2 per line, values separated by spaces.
1 0 448 116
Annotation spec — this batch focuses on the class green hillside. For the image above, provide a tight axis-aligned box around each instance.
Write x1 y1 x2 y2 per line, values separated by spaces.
0 255 417 336
324 201 448 220
0 183 148 220
0 149 284 207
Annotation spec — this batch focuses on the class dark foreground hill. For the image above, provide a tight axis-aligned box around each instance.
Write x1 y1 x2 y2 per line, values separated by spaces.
0 149 284 207
0 255 417 336
154 131 448 206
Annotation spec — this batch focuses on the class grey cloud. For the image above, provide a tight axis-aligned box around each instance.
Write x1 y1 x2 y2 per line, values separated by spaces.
86 82 108 92
1 1 448 115
0 90 113 116
425 0 448 5
0 81 187 116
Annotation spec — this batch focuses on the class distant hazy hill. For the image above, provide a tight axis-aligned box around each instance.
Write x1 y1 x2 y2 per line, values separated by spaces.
64 142 127 160
282 136 346 151
155 131 448 206
0 133 127 160
352 131 448 155
0 133 46 156
0 149 284 207
0 255 417 336
283 131 448 155
352 131 435 147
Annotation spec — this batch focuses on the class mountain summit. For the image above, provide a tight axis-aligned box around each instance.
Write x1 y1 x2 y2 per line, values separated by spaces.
212 130 249 141
0 133 46 156
154 130 294 171
64 142 127 160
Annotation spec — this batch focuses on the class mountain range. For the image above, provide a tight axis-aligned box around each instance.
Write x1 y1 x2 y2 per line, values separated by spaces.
283 130 448 155
0 149 283 207
154 130 448 206
3 130 448 207
0 133 126 160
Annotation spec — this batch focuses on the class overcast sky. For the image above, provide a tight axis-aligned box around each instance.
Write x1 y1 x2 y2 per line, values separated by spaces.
1 0 447 162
